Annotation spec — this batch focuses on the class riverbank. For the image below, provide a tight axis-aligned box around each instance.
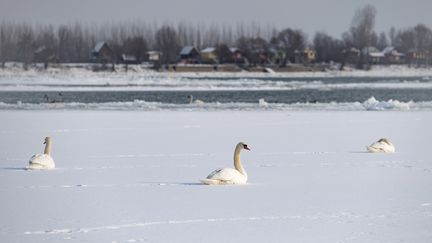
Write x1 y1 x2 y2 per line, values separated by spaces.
2 62 432 77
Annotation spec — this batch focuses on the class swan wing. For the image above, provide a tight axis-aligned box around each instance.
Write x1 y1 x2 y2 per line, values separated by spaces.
203 167 246 184
193 100 205 105
367 141 395 153
28 154 55 169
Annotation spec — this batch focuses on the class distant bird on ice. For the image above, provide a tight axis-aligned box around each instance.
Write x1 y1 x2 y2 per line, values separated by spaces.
27 137 55 170
187 95 205 105
201 142 250 185
367 138 395 153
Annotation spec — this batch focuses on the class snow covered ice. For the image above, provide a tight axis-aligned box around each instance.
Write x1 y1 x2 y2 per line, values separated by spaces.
1 110 432 243
1 65 432 242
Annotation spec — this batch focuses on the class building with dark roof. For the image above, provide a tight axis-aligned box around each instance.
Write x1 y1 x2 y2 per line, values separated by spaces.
179 46 200 63
91 42 113 63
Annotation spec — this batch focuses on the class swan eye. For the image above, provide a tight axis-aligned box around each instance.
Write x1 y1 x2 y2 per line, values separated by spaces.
243 144 248 148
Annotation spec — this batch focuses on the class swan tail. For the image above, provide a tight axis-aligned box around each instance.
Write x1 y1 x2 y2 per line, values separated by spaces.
367 145 378 153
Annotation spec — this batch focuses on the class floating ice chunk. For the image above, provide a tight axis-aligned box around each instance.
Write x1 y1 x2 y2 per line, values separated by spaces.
363 96 412 111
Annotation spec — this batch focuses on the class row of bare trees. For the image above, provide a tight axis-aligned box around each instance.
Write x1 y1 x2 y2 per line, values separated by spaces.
1 4 432 67
0 21 278 66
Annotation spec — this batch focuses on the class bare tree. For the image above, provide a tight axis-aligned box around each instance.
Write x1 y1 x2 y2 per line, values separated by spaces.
0 22 16 67
214 43 233 64
16 23 35 69
236 36 269 65
272 28 307 65
394 28 416 53
348 4 377 48
394 24 432 65
202 24 221 48
343 4 377 68
377 32 388 50
72 23 87 62
413 24 432 51
33 25 57 68
313 32 344 63
57 25 74 62
388 27 396 46
123 36 148 62
155 25 180 64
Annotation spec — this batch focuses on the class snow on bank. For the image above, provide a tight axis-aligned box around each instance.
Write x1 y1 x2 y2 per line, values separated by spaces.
1 63 432 82
0 97 430 111
0 111 431 243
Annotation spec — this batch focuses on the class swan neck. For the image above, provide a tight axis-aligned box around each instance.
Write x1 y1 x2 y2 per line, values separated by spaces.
44 140 52 155
233 145 245 175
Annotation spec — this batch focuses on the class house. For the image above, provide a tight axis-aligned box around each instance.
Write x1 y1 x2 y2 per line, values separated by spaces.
179 46 200 64
294 48 316 64
146 51 162 62
200 47 218 64
229 48 248 64
342 47 360 64
362 47 385 64
406 49 429 65
382 47 405 64
91 42 113 63
120 54 139 64
33 45 58 68
34 46 57 62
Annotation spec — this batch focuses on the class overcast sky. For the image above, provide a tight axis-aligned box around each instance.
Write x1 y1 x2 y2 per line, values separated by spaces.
1 0 431 38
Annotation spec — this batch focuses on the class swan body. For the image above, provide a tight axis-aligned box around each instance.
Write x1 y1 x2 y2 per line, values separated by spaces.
188 95 205 105
201 142 250 185
28 154 55 169
27 137 55 170
201 168 247 185
367 138 395 153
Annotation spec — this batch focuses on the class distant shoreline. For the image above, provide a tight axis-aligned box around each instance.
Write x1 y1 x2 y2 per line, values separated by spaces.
1 62 432 78
1 62 324 73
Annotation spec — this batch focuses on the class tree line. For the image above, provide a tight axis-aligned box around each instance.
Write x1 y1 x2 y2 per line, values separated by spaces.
1 4 431 68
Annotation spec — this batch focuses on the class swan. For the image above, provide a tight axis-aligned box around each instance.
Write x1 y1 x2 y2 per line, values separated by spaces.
201 142 250 185
258 98 268 107
27 137 55 170
188 95 205 105
367 138 395 153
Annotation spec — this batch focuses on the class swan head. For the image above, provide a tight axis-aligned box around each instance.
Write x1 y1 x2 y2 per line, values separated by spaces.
43 137 51 144
239 142 250 151
187 95 193 103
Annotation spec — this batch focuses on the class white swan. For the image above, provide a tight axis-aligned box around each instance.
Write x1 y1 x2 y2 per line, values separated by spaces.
188 95 205 105
258 98 268 107
27 137 55 170
201 142 250 185
367 138 395 153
